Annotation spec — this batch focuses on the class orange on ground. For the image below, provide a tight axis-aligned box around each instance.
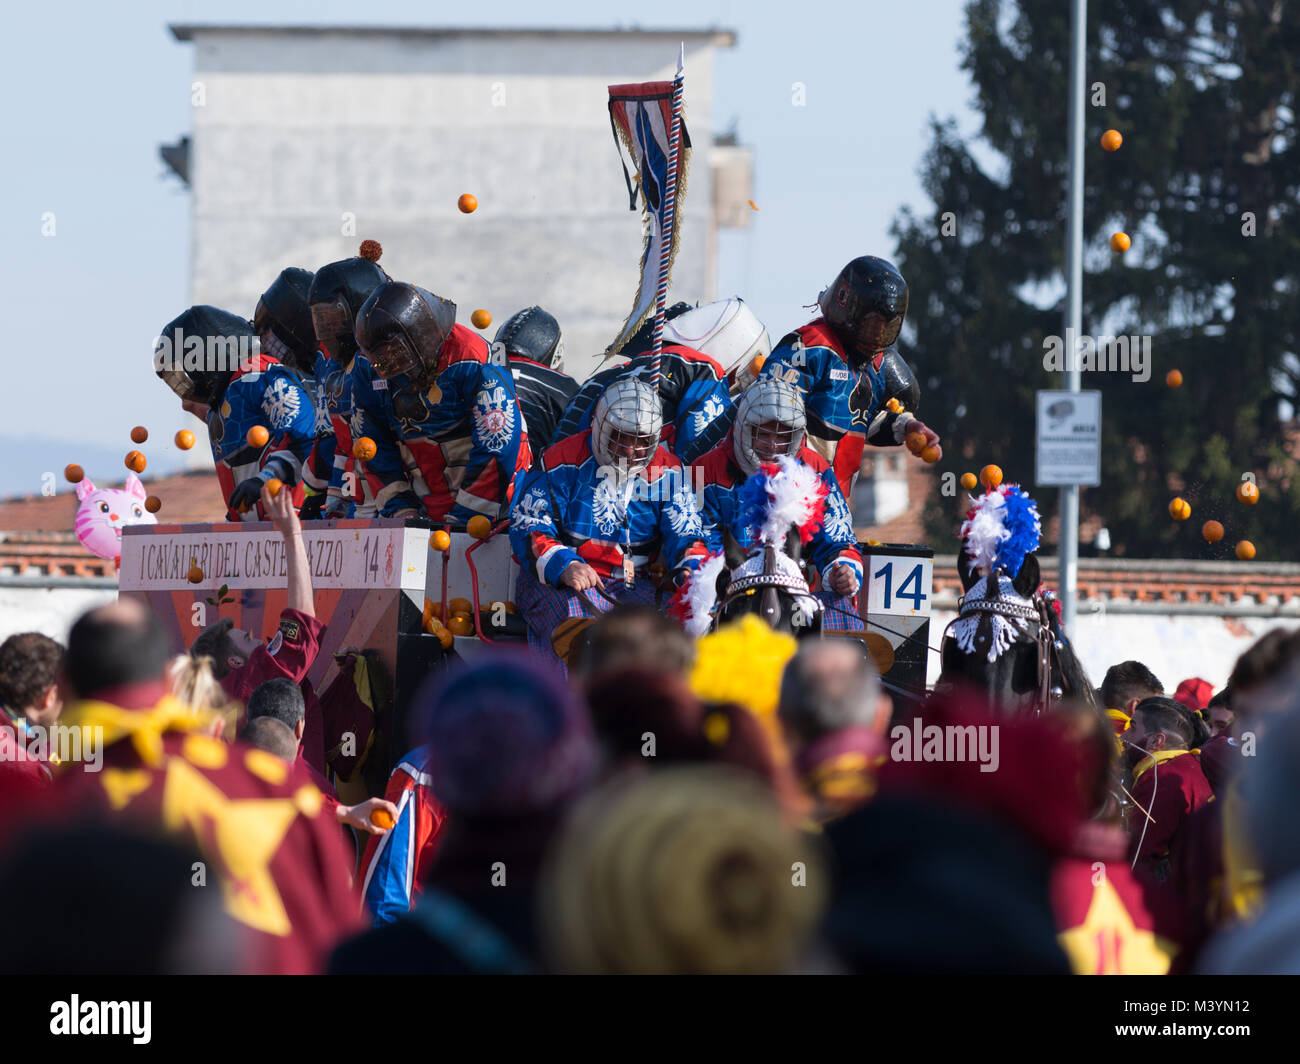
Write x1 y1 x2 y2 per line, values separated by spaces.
64 464 84 484
125 450 147 473
175 429 196 450
467 515 492 540
353 437 377 461
980 465 1003 490
470 309 492 329
145 496 162 514
1236 541 1256 560
1101 129 1123 152
1202 520 1224 544
1169 497 1191 521
430 530 451 551
130 426 149 444
1166 369 1183 388
370 809 395 830
246 425 270 448
960 472 978 491
921 444 941 464
1237 482 1260 505
458 193 478 213
448 614 475 637
1109 232 1131 252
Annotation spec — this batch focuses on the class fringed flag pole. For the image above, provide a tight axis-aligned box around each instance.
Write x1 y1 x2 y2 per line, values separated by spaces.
648 44 686 392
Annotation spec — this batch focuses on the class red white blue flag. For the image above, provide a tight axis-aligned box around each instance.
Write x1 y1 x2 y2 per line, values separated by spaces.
607 79 692 355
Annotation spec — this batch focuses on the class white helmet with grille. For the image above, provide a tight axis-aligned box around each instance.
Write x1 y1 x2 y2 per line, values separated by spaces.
591 377 663 471
733 378 806 476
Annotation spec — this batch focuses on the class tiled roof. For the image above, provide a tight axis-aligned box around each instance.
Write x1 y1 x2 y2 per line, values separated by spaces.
854 455 934 545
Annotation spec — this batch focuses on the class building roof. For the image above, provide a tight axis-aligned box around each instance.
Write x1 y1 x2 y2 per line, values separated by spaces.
0 471 227 536
169 24 737 45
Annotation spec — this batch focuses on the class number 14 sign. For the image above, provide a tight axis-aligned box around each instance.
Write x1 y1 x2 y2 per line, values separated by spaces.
864 552 933 616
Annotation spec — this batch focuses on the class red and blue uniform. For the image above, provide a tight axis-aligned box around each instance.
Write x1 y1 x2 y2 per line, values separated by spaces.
312 349 385 517
508 431 719 659
555 344 732 463
209 354 318 522
693 431 864 630
359 747 447 925
354 325 531 523
757 320 911 500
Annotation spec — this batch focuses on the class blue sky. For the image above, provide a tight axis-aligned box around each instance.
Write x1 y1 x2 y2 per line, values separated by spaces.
0 0 978 498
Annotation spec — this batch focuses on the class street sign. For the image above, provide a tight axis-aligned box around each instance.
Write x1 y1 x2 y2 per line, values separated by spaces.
1036 389 1101 486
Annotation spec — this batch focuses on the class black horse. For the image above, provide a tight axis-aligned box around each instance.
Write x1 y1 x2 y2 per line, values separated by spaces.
937 550 1099 716
713 528 823 636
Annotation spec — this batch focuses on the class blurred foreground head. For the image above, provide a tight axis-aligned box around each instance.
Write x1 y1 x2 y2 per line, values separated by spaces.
571 605 695 685
66 599 170 706
1230 627 1300 738
539 766 826 974
0 819 245 974
419 652 596 818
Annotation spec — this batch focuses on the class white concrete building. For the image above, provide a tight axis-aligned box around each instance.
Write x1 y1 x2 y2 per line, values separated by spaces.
163 23 744 381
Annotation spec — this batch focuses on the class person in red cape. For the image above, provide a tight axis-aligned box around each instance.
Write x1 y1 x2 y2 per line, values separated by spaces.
55 597 361 974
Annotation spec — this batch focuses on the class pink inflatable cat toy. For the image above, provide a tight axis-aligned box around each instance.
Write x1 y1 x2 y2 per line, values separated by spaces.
73 473 158 563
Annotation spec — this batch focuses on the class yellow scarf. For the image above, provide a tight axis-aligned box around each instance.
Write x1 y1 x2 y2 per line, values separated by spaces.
58 696 216 769
1132 746 1198 783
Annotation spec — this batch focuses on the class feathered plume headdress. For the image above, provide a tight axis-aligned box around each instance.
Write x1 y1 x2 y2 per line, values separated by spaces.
737 455 828 547
959 484 1042 577
668 551 728 638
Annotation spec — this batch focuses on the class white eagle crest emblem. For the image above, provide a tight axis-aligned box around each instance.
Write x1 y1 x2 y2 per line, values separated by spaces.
592 475 625 538
513 485 551 530
823 487 854 542
692 395 727 437
262 376 302 431
665 484 704 537
473 386 516 453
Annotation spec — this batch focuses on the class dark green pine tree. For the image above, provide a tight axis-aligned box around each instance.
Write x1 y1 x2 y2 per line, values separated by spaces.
893 0 1300 559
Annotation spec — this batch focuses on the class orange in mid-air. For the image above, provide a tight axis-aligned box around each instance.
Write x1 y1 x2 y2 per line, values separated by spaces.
430 530 451 552
1202 520 1224 544
1109 232 1131 252
125 450 147 473
1236 540 1256 560
458 193 478 213
980 464 1003 490
467 515 492 540
353 437 377 461
470 309 492 329
1101 129 1123 151
1237 481 1260 505
187 565 204 584
1166 369 1183 388
175 429 196 450
130 426 149 444
369 808 395 830
145 496 162 514
64 463 84 484
264 478 283 498
1168 497 1191 521
960 472 978 491
246 425 270 448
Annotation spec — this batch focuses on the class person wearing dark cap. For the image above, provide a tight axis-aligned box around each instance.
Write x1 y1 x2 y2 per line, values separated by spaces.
330 652 597 973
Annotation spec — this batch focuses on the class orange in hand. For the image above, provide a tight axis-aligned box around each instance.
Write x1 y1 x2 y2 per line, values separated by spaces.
920 444 941 464
246 425 270 448
370 808 395 830
264 478 283 498
905 433 927 455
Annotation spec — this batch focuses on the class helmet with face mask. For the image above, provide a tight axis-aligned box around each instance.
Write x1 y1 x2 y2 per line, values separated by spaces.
254 267 317 377
818 256 909 370
354 281 457 385
733 378 807 477
493 306 564 371
154 305 257 407
308 256 389 365
591 377 663 472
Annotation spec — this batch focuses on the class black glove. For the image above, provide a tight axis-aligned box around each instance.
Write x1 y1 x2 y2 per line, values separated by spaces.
228 477 266 514
298 492 325 520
